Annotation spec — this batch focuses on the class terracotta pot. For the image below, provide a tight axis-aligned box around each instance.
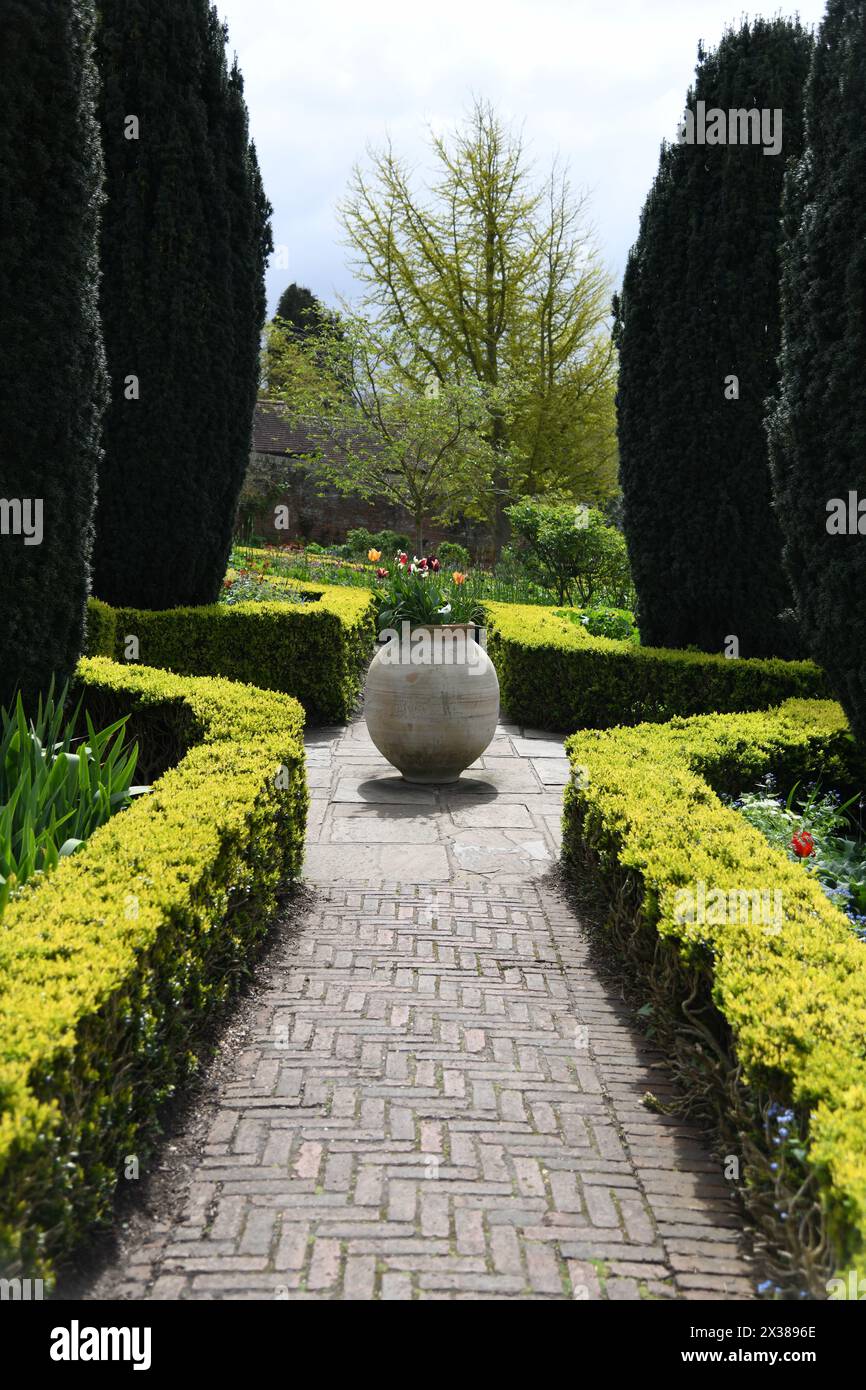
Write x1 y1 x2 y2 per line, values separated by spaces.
364 623 500 783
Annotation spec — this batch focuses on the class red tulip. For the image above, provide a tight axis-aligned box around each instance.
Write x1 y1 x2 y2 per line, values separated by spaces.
428 557 441 573
791 830 816 858
376 567 388 579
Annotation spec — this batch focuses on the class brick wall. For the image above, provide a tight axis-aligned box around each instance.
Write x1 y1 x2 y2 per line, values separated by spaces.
238 452 486 552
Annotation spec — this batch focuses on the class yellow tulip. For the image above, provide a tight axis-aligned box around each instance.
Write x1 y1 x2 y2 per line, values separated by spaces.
368 548 382 562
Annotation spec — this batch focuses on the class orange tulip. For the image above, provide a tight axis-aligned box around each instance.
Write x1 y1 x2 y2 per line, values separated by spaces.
452 571 467 585
368 548 382 562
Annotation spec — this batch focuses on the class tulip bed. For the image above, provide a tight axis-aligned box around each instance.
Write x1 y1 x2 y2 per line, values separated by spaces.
0 658 307 1282
86 579 377 723
483 602 828 732
562 696 866 1294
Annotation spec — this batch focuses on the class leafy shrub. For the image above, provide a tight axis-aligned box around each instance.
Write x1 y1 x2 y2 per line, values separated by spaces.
484 603 828 732
506 500 634 607
0 687 145 917
562 698 866 1291
86 580 377 724
554 606 638 643
0 657 307 1282
437 540 472 571
344 527 411 561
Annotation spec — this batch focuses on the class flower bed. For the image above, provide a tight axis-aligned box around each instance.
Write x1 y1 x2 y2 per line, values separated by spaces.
220 571 311 606
86 579 377 723
484 602 829 732
562 697 866 1293
0 688 145 917
732 779 866 942
0 658 307 1282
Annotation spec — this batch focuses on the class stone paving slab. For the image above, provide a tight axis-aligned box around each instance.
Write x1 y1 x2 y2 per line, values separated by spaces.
305 721 563 881
82 716 754 1301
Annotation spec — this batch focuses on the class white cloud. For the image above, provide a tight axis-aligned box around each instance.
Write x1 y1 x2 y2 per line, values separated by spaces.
216 0 829 312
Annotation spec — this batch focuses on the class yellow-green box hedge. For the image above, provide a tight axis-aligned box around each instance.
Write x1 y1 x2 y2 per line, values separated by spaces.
562 698 866 1289
484 603 829 732
86 579 377 724
0 658 308 1281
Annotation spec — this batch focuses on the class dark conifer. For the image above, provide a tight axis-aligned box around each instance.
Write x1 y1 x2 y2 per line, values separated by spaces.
615 19 813 657
275 284 322 333
767 0 866 738
0 0 107 703
92 1 273 608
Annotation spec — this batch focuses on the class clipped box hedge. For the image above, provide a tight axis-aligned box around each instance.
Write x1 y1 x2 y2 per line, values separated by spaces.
562 697 866 1291
87 579 377 723
0 658 308 1282
484 603 829 732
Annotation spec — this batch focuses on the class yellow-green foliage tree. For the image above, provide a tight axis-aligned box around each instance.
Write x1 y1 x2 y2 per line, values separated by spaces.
267 315 500 554
339 100 617 550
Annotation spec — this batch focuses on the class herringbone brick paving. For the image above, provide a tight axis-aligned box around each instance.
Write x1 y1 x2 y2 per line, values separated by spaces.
84 718 754 1301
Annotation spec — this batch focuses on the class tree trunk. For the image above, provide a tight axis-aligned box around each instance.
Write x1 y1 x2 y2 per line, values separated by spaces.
490 409 509 559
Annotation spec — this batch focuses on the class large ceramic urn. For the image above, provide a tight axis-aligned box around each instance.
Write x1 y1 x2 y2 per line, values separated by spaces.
364 623 500 783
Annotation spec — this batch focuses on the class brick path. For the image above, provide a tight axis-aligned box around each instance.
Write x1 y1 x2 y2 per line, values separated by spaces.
85 717 754 1300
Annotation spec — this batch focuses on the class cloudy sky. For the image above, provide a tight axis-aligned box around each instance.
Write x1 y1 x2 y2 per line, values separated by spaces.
216 0 828 317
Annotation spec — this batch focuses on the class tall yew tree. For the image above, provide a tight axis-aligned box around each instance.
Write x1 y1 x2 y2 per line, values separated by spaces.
767 0 866 740
0 0 106 704
93 1 272 608
614 20 813 657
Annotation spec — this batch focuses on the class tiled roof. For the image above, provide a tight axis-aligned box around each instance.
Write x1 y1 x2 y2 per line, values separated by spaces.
253 399 384 471
252 399 318 456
